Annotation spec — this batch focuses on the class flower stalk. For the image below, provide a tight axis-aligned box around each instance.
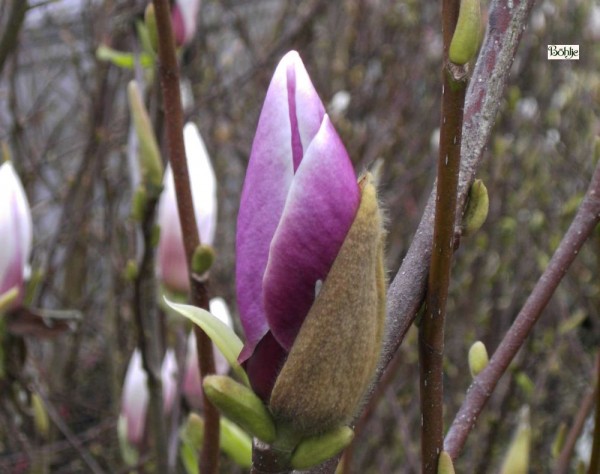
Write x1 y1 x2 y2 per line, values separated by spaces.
151 0 219 472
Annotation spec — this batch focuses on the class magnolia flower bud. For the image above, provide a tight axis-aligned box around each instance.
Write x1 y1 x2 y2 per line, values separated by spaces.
0 161 33 311
119 349 179 450
171 0 201 46
156 123 217 294
269 174 386 435
236 51 386 438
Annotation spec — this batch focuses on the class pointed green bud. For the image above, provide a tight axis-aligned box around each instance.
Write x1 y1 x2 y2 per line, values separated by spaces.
270 173 386 435
468 340 489 378
131 185 147 222
499 406 531 474
144 4 159 54
203 375 276 443
449 0 482 65
32 393 49 439
437 451 455 474
462 179 489 236
118 415 139 465
181 412 205 447
551 422 566 459
220 416 252 468
180 413 252 469
127 81 163 194
290 426 354 470
192 244 216 275
0 287 19 315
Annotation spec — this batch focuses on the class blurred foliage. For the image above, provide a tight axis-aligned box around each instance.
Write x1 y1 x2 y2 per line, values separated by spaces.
0 0 598 472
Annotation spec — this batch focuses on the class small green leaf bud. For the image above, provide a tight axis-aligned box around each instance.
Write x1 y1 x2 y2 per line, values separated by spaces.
290 426 354 470
180 414 252 469
270 173 386 436
437 451 456 474
144 4 159 53
0 287 19 315
181 412 205 448
127 81 163 194
131 185 147 222
449 0 482 65
499 406 531 474
123 260 139 281
220 417 252 468
551 423 566 459
32 393 49 440
462 179 489 236
203 375 276 443
468 340 489 377
192 244 216 275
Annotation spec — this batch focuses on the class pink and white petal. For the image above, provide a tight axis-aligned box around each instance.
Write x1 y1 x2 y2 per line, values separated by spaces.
183 331 203 409
175 0 201 44
157 166 190 293
183 330 231 410
184 123 217 246
121 350 149 446
263 115 359 350
161 350 178 413
0 162 31 301
236 55 296 356
288 52 326 165
171 5 187 46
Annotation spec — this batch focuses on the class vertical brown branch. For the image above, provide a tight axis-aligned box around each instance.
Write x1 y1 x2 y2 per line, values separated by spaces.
419 0 466 471
444 159 600 459
151 1 220 472
0 0 28 76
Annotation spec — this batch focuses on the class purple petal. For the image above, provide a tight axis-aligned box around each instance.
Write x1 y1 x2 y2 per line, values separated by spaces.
263 115 359 350
236 51 324 357
243 331 287 401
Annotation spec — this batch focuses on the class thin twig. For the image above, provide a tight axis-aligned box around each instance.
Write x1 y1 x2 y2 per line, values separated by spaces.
0 0 28 76
444 158 600 458
152 1 220 472
419 0 466 469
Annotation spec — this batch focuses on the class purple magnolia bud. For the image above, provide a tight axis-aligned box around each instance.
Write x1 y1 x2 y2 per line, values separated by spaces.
236 51 360 400
157 122 217 293
171 0 201 46
183 297 232 409
0 161 32 309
